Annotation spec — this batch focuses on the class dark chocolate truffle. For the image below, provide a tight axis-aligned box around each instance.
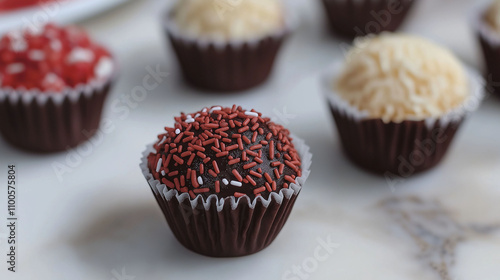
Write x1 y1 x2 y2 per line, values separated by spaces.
147 105 302 200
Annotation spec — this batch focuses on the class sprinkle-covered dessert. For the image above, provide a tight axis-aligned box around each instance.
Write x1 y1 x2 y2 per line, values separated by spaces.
0 0 55 12
0 23 116 153
141 105 311 257
325 33 482 175
164 0 290 91
147 105 302 200
0 23 113 92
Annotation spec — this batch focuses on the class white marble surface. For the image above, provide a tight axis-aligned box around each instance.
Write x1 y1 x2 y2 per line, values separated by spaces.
0 0 499 279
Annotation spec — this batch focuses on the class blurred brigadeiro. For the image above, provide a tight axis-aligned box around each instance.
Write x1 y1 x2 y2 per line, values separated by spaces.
325 33 483 175
321 0 417 39
163 0 291 91
476 0 500 97
0 23 117 152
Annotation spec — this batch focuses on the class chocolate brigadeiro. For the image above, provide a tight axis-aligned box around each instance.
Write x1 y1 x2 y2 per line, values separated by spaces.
475 0 500 97
321 0 417 39
140 105 312 257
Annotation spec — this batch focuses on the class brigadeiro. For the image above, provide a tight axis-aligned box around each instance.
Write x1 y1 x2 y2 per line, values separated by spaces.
162 0 291 92
321 0 417 39
323 33 484 177
0 23 116 153
475 0 500 97
140 105 311 257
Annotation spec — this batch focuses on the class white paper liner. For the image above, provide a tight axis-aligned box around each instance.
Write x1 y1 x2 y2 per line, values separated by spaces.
322 61 486 130
140 135 312 212
161 0 298 50
0 61 118 106
472 0 500 47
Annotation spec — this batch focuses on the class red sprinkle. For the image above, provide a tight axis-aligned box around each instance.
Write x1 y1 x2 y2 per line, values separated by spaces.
249 170 262 178
274 169 280 179
264 173 272 183
246 175 257 186
253 186 266 194
162 178 175 189
243 162 257 169
187 153 196 166
284 175 295 184
197 151 207 159
232 169 243 181
234 192 245 198
269 141 275 160
216 151 229 157
213 160 220 174
209 170 217 177
173 155 184 165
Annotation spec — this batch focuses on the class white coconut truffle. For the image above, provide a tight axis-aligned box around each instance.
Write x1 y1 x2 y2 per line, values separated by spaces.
335 33 469 123
171 0 284 41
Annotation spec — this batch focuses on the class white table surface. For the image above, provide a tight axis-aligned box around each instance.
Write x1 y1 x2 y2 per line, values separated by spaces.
1 0 500 279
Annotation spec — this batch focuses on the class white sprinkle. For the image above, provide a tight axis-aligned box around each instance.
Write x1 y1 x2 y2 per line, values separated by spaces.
187 115 192 118
44 28 58 38
194 113 200 118
156 158 163 173
94 57 113 78
230 181 242 187
67 47 95 64
158 136 167 145
28 50 45 61
210 106 221 113
222 178 229 185
8 31 27 52
42 73 60 85
185 118 195 124
202 108 208 113
197 176 203 185
161 170 166 176
175 129 181 134
245 111 259 117
27 25 44 36
51 39 62 51
6 63 25 74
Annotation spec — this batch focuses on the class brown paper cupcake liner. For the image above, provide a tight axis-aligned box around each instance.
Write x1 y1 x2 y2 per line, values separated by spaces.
321 0 416 39
0 72 116 153
474 3 500 97
162 2 294 92
140 136 312 257
323 62 484 176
